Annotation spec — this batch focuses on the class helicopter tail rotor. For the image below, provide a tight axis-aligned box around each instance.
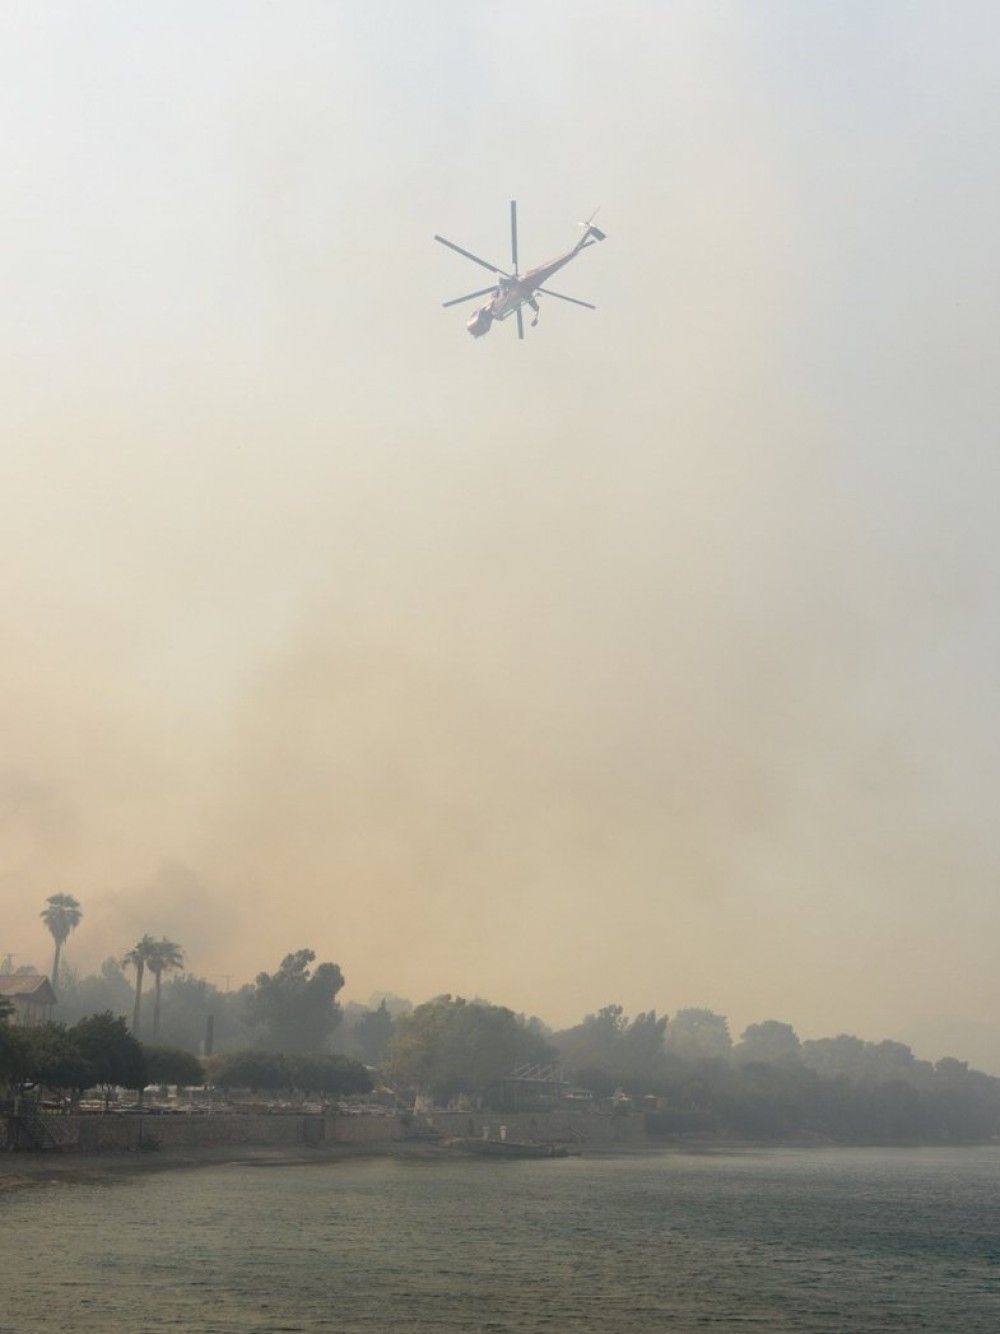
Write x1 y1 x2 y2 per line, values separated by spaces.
577 209 606 244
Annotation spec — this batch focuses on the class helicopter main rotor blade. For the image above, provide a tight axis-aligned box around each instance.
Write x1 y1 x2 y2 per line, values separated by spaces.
510 200 519 276
516 305 525 340
442 286 497 308
537 287 596 310
434 234 509 278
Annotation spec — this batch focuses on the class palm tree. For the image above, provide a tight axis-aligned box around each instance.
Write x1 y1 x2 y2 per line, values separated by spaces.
146 938 184 1040
122 935 156 1035
40 893 83 989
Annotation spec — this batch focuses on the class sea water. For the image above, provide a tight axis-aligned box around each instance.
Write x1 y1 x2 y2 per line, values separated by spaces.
3 1147 999 1331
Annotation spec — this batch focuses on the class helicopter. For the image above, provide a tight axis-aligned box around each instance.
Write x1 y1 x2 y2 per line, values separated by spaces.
434 201 606 340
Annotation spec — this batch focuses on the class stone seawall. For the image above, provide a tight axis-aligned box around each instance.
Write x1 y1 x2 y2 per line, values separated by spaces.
2 1108 646 1156
1 1111 412 1154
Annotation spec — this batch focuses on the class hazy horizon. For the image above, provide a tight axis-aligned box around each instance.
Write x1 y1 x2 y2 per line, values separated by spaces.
4 4 1000 1069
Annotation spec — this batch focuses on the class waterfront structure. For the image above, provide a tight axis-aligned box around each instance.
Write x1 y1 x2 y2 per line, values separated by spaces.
498 1063 568 1111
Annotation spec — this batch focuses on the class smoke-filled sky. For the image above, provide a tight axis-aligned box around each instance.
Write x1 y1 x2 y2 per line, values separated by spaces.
3 2 1000 1061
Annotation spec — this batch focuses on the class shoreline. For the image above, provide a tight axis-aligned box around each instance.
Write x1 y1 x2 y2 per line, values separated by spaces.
0 1137 698 1192
5 1136 994 1193
0 1139 451 1191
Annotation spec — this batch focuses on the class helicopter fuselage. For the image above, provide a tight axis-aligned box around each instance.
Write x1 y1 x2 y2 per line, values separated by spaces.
467 241 599 337
436 203 605 341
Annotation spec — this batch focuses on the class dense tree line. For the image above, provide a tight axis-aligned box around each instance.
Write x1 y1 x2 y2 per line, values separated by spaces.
0 1012 208 1104
50 948 355 1055
550 1005 1000 1144
13 890 1000 1143
0 1007 371 1105
207 1050 372 1098
23 892 364 1056
1 1012 150 1105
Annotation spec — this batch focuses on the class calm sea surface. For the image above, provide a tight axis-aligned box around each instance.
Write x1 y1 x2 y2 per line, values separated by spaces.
3 1147 1000 1332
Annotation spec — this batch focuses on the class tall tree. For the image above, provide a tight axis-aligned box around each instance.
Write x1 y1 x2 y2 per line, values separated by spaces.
243 949 345 1053
388 995 554 1104
664 1008 732 1062
146 938 184 1040
735 1021 801 1066
39 893 82 989
122 935 156 1036
21 1022 95 1098
352 1000 395 1068
553 1006 668 1095
70 1012 147 1106
143 1044 203 1088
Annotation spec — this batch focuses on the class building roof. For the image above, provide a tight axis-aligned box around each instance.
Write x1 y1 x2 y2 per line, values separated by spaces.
0 973 57 1003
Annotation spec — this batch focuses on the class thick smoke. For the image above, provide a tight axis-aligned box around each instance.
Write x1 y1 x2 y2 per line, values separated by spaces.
2 4 999 1056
